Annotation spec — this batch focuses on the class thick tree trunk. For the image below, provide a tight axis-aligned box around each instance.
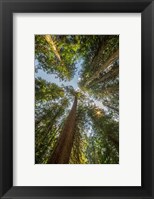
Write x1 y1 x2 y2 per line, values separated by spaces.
108 134 119 151
89 65 119 87
85 49 119 87
48 96 77 164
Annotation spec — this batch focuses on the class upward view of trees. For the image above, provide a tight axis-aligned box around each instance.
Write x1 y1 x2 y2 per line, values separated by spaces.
35 35 119 164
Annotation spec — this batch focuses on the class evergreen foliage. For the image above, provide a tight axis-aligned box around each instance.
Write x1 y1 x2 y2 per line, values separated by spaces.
35 35 119 164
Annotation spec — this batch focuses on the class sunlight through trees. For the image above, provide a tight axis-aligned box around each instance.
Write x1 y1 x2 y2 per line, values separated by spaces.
35 35 119 164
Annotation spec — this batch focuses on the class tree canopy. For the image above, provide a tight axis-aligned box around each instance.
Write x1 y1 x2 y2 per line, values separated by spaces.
35 35 119 164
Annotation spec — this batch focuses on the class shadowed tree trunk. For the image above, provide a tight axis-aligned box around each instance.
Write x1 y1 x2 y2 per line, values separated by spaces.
85 49 119 87
48 95 77 164
108 134 119 151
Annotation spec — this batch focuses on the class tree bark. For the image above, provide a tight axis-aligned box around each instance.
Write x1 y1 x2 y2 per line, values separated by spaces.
85 49 119 87
48 95 77 164
104 104 119 113
89 65 119 87
44 35 61 61
108 134 119 151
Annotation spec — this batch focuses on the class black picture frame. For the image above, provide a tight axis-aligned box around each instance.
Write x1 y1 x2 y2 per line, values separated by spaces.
0 0 154 198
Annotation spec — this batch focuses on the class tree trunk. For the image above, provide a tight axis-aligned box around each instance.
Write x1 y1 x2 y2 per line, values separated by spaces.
48 95 77 164
44 35 61 61
104 104 119 113
108 134 119 151
89 65 119 87
85 49 119 87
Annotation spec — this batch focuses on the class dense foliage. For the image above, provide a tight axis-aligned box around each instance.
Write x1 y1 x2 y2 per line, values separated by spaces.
35 35 119 164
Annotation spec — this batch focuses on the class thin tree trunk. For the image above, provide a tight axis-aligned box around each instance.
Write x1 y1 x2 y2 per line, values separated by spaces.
35 103 65 143
104 104 119 113
44 35 61 61
48 95 77 164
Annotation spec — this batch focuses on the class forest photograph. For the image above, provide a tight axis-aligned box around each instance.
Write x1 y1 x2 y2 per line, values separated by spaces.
35 35 119 164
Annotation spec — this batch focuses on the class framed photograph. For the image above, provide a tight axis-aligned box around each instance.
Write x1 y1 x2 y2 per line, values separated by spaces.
0 0 153 198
